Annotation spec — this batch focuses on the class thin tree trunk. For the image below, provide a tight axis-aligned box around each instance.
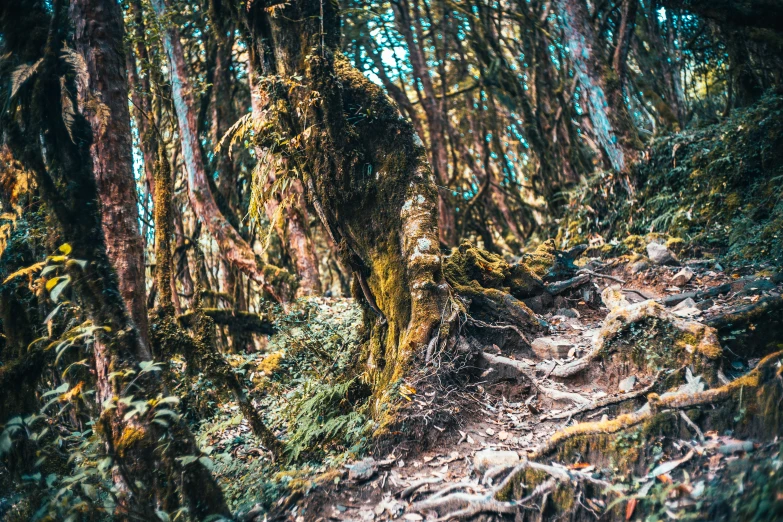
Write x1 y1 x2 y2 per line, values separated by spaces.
150 0 295 303
556 0 638 171
248 69 322 296
392 0 456 245
70 0 151 354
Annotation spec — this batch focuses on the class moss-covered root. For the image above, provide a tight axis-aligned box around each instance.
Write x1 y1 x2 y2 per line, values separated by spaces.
538 349 782 466
442 241 545 333
555 299 723 383
489 350 783 520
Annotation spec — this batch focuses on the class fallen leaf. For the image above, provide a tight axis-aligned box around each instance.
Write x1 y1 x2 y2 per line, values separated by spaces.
648 450 694 479
625 498 637 521
403 513 424 521
497 431 509 441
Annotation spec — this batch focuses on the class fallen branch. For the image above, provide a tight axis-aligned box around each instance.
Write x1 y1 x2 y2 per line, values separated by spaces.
577 269 626 284
468 316 530 345
546 274 590 295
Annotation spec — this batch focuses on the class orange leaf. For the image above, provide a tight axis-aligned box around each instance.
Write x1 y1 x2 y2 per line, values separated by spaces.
625 498 637 521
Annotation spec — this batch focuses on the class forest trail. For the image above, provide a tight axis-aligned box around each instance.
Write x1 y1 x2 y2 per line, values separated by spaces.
278 250 783 521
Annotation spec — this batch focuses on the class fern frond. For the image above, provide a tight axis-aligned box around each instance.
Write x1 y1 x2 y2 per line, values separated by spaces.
61 45 89 96
215 113 253 157
3 261 46 285
10 58 43 99
60 77 76 143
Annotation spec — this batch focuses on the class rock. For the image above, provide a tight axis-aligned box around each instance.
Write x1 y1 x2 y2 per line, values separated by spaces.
347 457 377 482
646 242 679 265
601 285 630 310
554 307 579 318
567 346 582 359
473 449 520 472
630 259 650 274
671 297 700 317
522 292 553 314
671 267 695 286
531 336 573 359
741 279 776 295
672 297 697 310
618 375 637 392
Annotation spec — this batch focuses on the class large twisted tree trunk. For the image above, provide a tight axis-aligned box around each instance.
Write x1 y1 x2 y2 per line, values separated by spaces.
70 0 150 353
239 0 453 414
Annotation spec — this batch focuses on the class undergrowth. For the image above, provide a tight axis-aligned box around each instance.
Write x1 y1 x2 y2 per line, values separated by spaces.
189 298 373 514
552 90 783 266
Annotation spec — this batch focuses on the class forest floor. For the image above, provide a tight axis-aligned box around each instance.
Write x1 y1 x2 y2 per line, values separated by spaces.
191 247 783 521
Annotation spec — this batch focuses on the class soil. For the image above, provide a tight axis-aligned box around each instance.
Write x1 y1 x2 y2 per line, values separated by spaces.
278 255 782 521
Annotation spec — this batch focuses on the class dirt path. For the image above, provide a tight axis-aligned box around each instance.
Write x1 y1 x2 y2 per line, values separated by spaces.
291 256 782 521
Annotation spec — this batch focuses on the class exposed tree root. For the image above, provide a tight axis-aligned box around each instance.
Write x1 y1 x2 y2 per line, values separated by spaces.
532 349 783 461
411 460 615 520
541 370 663 420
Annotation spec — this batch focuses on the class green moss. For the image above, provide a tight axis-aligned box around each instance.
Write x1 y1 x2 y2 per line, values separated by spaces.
550 93 783 265
115 426 148 458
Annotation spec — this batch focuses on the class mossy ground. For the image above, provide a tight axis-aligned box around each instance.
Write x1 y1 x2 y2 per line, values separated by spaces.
552 91 783 266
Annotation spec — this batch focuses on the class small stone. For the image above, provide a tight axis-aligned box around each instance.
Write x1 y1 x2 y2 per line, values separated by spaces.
630 260 650 274
485 428 495 436
531 337 573 359
601 286 630 310
671 297 700 317
646 242 679 265
473 449 520 472
672 297 697 311
555 307 580 318
671 267 694 286
568 346 582 359
618 375 637 392
347 457 378 482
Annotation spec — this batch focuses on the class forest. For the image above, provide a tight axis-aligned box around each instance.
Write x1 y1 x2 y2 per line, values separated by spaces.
1 0 782 520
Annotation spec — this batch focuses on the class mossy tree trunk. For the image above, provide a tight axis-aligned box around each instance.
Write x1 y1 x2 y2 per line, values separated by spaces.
70 0 151 353
0 2 229 518
237 0 453 416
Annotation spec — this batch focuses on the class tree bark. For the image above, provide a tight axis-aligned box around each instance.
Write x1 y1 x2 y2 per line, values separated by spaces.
150 0 295 303
239 0 453 413
1 3 229 517
70 0 151 354
556 0 639 171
